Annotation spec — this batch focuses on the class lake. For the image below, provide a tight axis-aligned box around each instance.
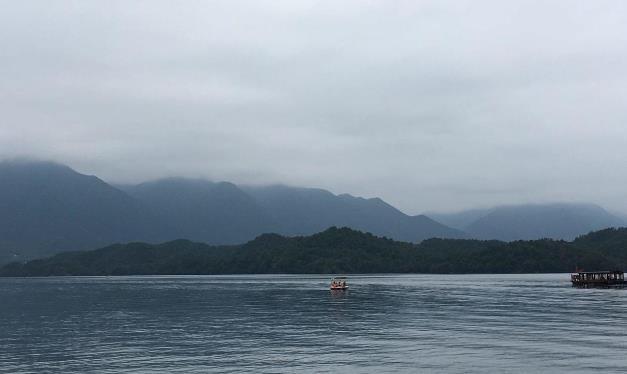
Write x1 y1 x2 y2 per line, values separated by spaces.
1 274 626 373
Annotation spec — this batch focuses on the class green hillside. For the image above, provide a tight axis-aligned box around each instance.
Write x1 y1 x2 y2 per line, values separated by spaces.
2 227 627 276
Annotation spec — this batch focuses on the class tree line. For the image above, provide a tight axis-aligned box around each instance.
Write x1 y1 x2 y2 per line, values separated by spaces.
2 227 627 276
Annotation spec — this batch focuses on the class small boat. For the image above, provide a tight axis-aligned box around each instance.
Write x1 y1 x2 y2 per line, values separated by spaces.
571 270 626 288
330 276 348 290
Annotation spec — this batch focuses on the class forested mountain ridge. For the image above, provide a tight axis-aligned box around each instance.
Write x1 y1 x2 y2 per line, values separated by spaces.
4 227 627 276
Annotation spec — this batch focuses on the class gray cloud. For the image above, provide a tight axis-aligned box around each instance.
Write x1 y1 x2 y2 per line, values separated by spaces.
1 0 626 213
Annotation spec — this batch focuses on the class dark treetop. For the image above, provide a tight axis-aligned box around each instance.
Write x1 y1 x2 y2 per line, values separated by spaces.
3 226 627 276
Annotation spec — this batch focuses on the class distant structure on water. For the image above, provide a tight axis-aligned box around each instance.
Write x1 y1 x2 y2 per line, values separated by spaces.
571 270 625 288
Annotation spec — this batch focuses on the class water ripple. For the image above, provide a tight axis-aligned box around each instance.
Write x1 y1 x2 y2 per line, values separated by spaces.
1 274 627 373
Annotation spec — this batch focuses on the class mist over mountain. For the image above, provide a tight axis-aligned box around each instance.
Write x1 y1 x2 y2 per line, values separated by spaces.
0 160 464 263
428 209 493 231
432 203 625 241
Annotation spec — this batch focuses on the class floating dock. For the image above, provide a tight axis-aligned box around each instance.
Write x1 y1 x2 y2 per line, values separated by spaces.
571 270 625 288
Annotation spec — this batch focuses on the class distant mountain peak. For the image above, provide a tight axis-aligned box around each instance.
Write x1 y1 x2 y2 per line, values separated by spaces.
0 158 77 174
431 202 625 241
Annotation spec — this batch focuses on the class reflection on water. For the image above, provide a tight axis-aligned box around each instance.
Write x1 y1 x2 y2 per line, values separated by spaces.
1 274 627 373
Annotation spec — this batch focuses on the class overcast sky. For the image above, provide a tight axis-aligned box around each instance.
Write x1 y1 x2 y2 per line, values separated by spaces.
1 1 626 214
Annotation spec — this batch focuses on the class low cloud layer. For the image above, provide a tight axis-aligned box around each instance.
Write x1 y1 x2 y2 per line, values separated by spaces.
1 1 626 213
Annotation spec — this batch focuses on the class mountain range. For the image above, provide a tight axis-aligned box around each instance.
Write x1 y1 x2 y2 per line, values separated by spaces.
0 160 624 264
0 160 463 263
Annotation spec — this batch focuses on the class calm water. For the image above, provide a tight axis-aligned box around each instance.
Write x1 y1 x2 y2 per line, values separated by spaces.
1 274 627 373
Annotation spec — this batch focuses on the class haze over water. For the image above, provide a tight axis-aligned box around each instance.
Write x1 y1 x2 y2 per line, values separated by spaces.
2 274 626 373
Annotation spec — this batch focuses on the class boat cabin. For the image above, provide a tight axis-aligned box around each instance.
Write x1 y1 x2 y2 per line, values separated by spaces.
571 270 625 287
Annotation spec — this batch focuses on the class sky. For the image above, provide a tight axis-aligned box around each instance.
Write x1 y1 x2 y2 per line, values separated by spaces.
1 0 627 214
